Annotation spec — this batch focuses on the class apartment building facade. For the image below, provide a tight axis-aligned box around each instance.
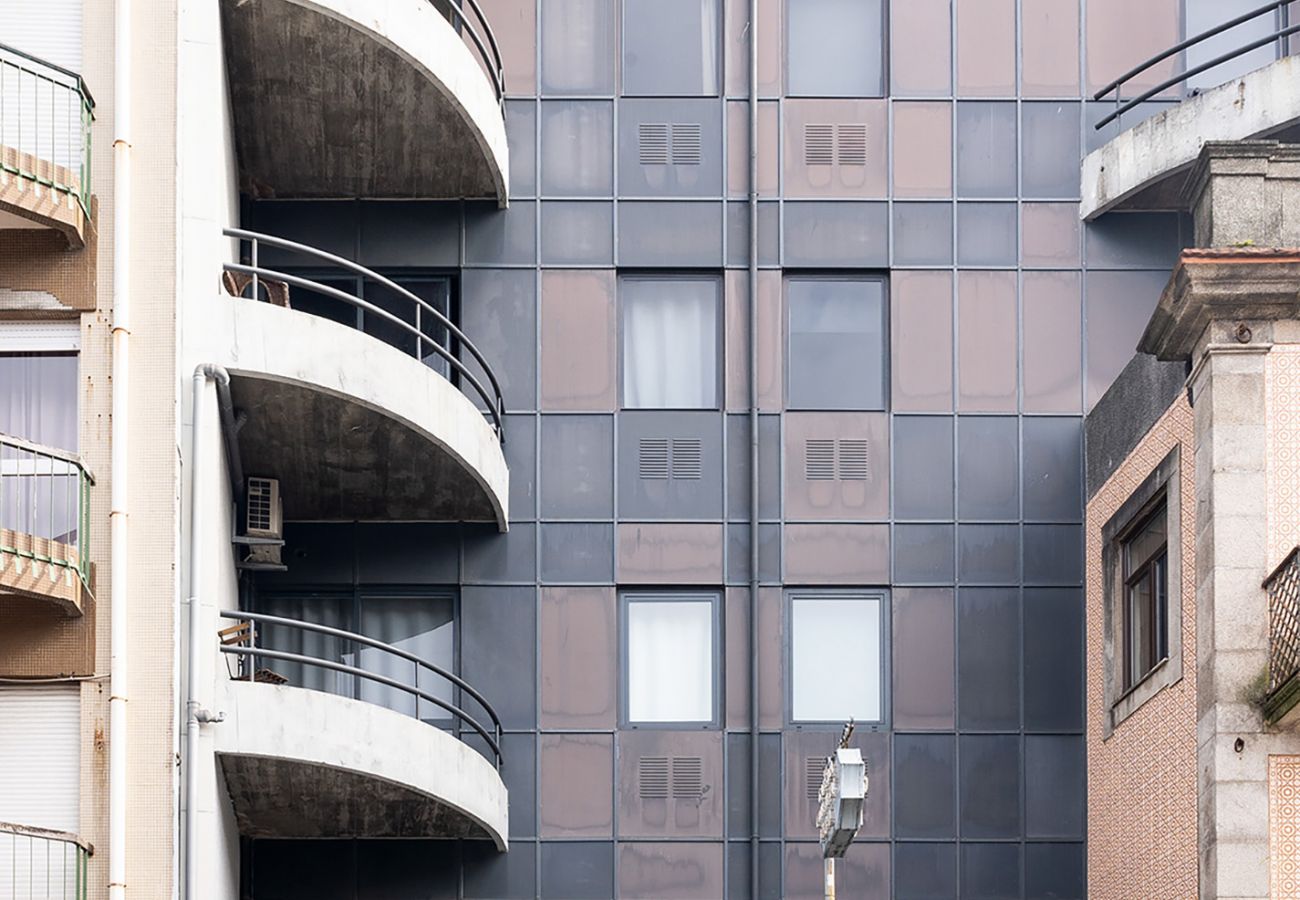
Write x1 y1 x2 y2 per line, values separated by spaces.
2 0 1298 898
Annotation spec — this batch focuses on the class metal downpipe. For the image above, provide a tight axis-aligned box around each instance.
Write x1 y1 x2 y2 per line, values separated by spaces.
747 0 761 895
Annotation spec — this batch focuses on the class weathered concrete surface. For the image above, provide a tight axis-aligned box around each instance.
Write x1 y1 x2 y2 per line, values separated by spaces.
215 679 508 846
196 295 509 528
1185 141 1300 248
1085 351 1188 499
1080 56 1300 220
221 0 508 204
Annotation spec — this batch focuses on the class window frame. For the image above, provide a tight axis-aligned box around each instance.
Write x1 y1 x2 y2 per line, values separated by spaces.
785 588 889 729
783 272 889 412
619 590 722 729
617 272 723 411
784 0 889 98
1101 447 1183 735
1121 503 1169 692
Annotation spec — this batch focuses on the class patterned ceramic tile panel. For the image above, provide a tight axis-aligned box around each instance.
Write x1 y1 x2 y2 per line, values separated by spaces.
1270 755 1300 898
1266 347 1300 571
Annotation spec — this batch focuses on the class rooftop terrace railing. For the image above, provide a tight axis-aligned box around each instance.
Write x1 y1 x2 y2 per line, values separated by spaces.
222 227 506 442
431 0 505 105
0 433 93 589
0 821 92 900
0 42 95 218
1264 546 1300 722
219 609 504 769
1094 1 1299 130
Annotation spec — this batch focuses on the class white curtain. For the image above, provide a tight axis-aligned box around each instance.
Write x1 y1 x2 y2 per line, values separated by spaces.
699 0 718 95
358 597 455 721
0 354 79 541
627 599 713 723
623 278 717 409
790 595 881 722
256 595 354 696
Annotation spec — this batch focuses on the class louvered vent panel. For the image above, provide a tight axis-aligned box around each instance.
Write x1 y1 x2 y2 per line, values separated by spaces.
805 439 836 481
806 756 826 801
838 439 871 481
671 123 703 165
639 123 671 165
805 124 834 166
671 756 704 799
639 756 670 799
671 439 703 480
639 438 671 479
837 124 868 166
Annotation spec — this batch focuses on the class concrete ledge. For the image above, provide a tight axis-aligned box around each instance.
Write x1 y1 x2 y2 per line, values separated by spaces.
215 679 508 846
1081 56 1300 220
0 146 86 248
0 530 89 617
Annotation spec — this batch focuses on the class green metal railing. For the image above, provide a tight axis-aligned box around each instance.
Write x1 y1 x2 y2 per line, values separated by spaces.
0 42 95 219
0 822 91 900
0 433 93 589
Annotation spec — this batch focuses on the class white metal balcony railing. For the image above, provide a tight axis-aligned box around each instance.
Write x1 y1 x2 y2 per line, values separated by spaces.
0 822 91 900
0 433 93 589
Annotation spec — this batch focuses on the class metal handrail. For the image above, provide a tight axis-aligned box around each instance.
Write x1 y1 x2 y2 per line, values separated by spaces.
1094 0 1296 130
0 820 92 900
222 228 506 442
0 432 94 588
430 0 506 104
0 42 95 218
218 609 504 768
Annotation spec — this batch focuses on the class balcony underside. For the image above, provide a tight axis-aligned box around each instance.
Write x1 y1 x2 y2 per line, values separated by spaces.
215 679 508 845
0 530 88 616
1081 56 1300 219
0 146 86 248
221 0 508 203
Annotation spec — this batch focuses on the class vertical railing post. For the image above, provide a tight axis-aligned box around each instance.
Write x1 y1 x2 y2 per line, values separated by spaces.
250 236 260 303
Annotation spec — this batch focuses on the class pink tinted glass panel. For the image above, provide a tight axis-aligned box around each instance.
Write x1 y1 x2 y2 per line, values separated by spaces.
1022 0 1080 97
956 0 1016 96
725 270 782 412
726 0 782 96
891 0 951 95
1023 271 1082 413
957 271 1018 412
782 100 888 199
540 270 616 410
785 842 890 899
616 731 724 838
892 271 954 412
617 843 725 899
725 588 782 730
1021 203 1080 267
783 524 890 584
1086 0 1180 96
616 523 724 584
540 587 616 728
479 0 537 94
893 588 955 729
539 734 614 837
727 101 779 198
892 103 952 198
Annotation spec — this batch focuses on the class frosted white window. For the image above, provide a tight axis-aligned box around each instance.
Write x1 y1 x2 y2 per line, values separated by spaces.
623 0 720 96
627 597 714 723
790 593 883 722
622 276 718 409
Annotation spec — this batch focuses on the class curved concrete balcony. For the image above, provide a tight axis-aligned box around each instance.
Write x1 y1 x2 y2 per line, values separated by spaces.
213 610 508 845
221 0 509 204
205 228 509 529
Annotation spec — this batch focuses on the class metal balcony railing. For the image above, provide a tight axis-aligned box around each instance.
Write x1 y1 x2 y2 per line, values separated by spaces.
221 228 507 442
0 42 95 218
1265 548 1300 718
0 822 92 900
430 0 506 104
0 433 93 588
1095 1 1299 130
218 609 504 769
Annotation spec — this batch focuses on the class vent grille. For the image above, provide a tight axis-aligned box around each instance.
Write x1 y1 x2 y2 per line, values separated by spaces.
837 124 868 165
640 122 703 166
671 438 702 479
638 123 670 165
639 756 670 799
838 439 870 481
639 438 671 479
805 439 872 481
671 123 702 165
640 437 703 480
806 756 826 801
804 123 868 166
805 440 836 481
671 757 704 799
805 124 834 166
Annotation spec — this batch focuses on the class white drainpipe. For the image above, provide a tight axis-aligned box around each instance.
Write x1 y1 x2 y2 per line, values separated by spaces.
108 0 132 895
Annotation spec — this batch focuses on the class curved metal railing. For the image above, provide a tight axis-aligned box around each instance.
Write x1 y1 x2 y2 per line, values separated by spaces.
0 821 92 900
430 0 506 104
1095 0 1298 130
0 42 95 218
219 609 504 769
222 228 506 442
0 432 94 588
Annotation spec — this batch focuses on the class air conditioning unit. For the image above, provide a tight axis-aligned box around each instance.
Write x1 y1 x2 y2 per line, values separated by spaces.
245 477 283 566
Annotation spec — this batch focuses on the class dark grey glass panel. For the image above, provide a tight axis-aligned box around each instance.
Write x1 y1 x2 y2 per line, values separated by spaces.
1024 588 1084 732
357 840 460 898
893 588 955 730
465 201 537 266
463 523 537 583
464 840 537 899
959 735 1021 838
957 524 1019 584
957 587 1021 730
462 732 536 838
262 524 357 584
727 732 752 838
540 202 615 265
955 102 1017 197
1084 212 1183 269
540 101 613 196
786 277 886 410
726 201 781 267
960 843 1022 899
1085 270 1169 409
505 414 538 521
618 99 724 197
353 523 460 584
460 586 537 730
618 202 724 266
461 270 537 412
622 0 720 95
1022 417 1082 521
540 0 615 95
249 200 358 264
1023 524 1082 585
617 411 724 519
893 842 957 899
895 416 954 519
957 417 1019 520
784 202 889 267
540 842 615 899
248 840 357 900
541 415 614 519
1025 736 1085 838
1021 102 1081 199
894 524 955 585
893 202 954 266
956 203 1017 266
726 414 782 520
505 100 537 197
358 201 460 267
726 524 781 585
787 0 885 97
1024 842 1085 899
727 843 752 900
759 732 782 837
760 841 782 900
893 734 956 839
540 522 615 582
